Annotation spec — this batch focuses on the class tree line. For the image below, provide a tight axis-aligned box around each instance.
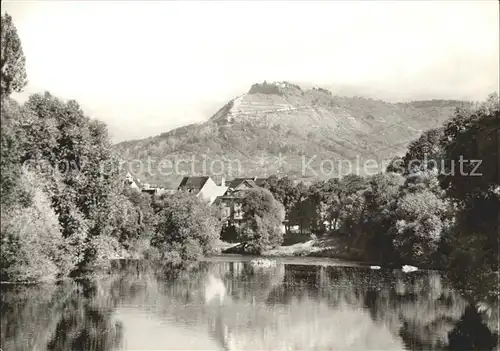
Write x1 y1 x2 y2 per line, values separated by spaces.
260 94 499 286
0 13 222 282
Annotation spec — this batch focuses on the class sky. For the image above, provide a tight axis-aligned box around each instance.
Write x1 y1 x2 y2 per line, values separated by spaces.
3 0 499 143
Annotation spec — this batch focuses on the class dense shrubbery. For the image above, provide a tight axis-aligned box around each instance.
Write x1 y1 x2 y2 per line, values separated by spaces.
151 193 221 265
0 86 143 279
237 188 285 253
0 171 74 281
0 90 219 279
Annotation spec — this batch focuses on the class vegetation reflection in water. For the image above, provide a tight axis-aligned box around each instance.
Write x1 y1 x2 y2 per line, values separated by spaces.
0 259 498 351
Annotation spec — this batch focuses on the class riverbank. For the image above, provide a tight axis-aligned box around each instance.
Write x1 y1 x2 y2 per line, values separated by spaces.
216 236 365 261
215 236 436 269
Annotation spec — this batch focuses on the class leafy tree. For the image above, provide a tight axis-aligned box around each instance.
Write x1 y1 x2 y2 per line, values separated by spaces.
123 187 156 235
288 182 310 233
151 193 221 264
0 88 152 277
440 93 499 200
0 171 76 281
0 13 160 280
19 93 130 270
0 98 25 208
402 128 444 175
385 156 404 174
336 189 366 242
238 188 285 253
303 180 331 235
0 13 28 207
324 175 367 232
440 94 499 277
1 13 28 98
360 172 405 262
402 169 446 197
262 176 299 232
393 189 448 265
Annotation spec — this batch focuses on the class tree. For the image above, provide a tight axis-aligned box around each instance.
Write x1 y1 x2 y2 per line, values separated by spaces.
393 188 448 265
1 13 27 98
151 193 221 264
288 182 310 233
440 93 499 201
261 176 298 232
0 14 161 279
0 98 25 208
1 90 147 275
324 175 367 232
402 128 444 175
303 180 331 235
238 188 285 253
22 93 124 244
360 172 405 262
440 93 500 276
0 170 76 281
386 156 404 174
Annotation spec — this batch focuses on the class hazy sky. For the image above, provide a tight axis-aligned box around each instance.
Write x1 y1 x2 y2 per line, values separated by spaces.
3 0 499 143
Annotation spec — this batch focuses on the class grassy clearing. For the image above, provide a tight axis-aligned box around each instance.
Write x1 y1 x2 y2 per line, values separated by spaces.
216 234 360 260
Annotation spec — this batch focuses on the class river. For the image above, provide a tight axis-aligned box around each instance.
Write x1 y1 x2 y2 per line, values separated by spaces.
1 257 498 350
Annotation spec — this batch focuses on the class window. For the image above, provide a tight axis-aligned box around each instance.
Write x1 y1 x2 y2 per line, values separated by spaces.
234 203 243 220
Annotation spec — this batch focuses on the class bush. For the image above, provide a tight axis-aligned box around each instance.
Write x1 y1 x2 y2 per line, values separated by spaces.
238 188 285 253
392 189 448 265
0 171 76 282
151 193 220 265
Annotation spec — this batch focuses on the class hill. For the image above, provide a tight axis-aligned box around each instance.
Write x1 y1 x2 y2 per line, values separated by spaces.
114 81 470 187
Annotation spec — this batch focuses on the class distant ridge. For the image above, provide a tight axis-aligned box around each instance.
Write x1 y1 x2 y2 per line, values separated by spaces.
114 81 470 185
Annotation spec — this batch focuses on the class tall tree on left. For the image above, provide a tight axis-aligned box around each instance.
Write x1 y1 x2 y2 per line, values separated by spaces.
1 13 28 208
1 13 28 99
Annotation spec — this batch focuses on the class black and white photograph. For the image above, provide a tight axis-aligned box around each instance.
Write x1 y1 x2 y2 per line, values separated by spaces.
1 0 499 350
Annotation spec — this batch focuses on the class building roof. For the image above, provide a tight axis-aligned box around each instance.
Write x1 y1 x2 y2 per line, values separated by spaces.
239 179 258 189
227 178 257 189
212 191 246 206
227 178 249 189
228 177 268 189
254 178 268 187
178 176 210 192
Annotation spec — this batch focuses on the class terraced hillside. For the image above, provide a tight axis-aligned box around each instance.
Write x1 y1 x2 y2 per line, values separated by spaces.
114 81 470 186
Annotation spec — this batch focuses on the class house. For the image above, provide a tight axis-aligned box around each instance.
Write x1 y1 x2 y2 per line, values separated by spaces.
227 177 268 189
213 177 269 226
178 176 227 205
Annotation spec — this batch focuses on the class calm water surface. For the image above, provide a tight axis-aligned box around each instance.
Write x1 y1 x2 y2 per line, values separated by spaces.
1 257 498 351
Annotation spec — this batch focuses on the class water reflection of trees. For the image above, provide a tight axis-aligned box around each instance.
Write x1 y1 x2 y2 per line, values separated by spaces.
1 260 498 351
319 267 497 351
46 278 124 351
1 283 69 350
448 305 499 351
1 279 124 351
204 263 498 350
114 260 498 350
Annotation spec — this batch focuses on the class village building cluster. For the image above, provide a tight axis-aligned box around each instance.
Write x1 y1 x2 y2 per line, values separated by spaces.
125 173 270 227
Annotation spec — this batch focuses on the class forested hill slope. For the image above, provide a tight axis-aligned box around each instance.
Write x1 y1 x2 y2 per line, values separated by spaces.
114 81 470 186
